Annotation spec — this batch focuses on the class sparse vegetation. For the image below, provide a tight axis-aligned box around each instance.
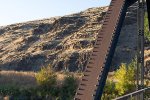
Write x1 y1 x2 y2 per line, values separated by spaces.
102 80 117 99
0 71 37 88
35 66 57 88
0 66 79 99
102 60 136 100
35 68 78 99
60 76 78 100
103 59 150 100
114 62 136 95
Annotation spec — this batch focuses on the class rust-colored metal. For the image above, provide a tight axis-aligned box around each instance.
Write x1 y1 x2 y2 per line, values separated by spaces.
74 0 127 100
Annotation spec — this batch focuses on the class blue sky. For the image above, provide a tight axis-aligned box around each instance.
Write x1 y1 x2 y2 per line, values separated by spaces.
0 0 111 26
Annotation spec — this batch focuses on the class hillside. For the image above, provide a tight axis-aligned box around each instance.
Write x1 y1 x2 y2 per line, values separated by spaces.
0 5 138 72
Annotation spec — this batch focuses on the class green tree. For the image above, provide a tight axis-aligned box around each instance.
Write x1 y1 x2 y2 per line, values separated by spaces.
114 62 136 95
102 60 137 100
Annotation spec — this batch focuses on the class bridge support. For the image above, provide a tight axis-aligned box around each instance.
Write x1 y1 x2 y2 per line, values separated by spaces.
137 0 145 100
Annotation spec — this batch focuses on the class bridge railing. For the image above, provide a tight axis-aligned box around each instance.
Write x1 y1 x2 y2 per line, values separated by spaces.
113 87 150 100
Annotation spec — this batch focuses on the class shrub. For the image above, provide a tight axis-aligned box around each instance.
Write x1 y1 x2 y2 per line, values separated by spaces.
102 60 136 99
114 62 136 95
35 66 61 99
35 67 56 89
102 80 117 100
60 75 78 100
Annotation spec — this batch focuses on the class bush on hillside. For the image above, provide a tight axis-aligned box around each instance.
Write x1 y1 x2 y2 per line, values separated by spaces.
102 60 136 100
102 80 117 100
60 75 78 100
114 62 136 95
35 67 56 89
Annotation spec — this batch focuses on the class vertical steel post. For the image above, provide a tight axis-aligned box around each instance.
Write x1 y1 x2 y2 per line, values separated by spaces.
137 0 145 99
146 0 150 30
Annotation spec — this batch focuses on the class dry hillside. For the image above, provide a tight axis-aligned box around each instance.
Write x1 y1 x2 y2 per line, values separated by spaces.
0 4 138 72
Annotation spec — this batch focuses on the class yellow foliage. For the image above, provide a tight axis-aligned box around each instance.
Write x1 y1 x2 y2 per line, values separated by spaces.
114 63 136 95
35 67 56 87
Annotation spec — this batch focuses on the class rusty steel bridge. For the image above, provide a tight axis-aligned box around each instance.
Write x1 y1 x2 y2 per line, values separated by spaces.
74 0 150 100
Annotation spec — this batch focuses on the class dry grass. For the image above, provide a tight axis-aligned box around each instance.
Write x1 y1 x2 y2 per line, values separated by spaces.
0 70 82 88
55 71 82 86
0 71 37 88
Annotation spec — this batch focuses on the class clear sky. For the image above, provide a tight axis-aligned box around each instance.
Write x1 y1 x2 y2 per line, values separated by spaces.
0 0 111 26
